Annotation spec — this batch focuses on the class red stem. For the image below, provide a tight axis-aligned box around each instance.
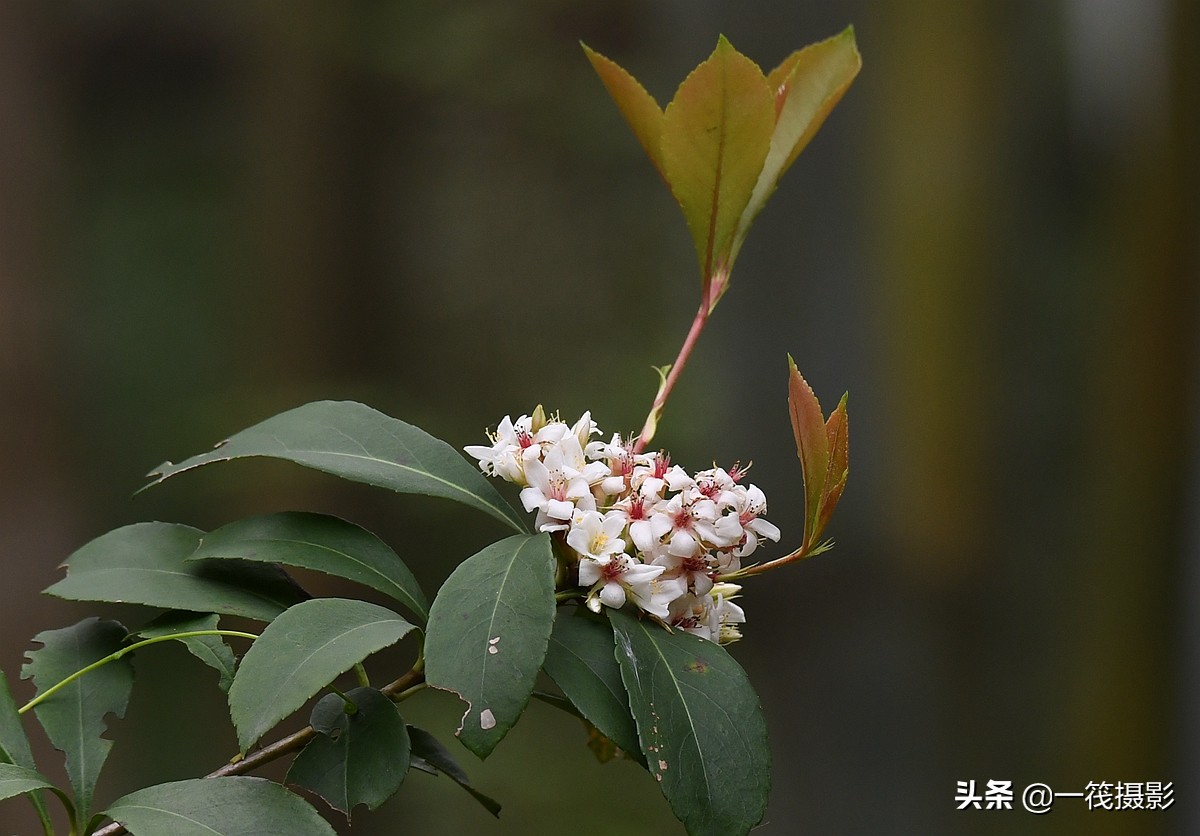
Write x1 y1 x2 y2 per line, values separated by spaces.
632 300 710 454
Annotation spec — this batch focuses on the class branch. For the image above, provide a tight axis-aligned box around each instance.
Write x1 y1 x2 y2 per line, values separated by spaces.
632 300 711 454
90 666 426 836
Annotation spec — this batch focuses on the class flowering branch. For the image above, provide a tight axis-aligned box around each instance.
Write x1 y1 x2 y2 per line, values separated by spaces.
5 31 863 836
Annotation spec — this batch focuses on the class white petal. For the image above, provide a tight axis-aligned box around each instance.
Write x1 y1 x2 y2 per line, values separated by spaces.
668 529 700 558
545 498 575 522
578 557 605 585
748 517 780 542
519 486 546 514
601 475 627 496
598 582 627 609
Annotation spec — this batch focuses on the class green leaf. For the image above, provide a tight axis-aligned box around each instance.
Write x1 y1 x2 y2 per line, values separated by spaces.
143 400 526 533
21 618 134 829
609 609 770 836
660 36 774 298
0 674 54 835
0 762 56 803
0 762 74 826
102 776 336 836
0 671 35 770
424 534 556 759
45 522 307 623
542 607 643 764
193 512 429 623
139 612 238 693
228 598 416 752
582 43 666 179
731 27 861 266
406 725 501 817
286 687 411 814
787 356 830 547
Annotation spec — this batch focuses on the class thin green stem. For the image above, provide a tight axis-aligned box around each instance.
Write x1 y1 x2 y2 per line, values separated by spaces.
19 630 258 716
28 790 56 836
89 647 427 836
327 685 358 715
555 589 583 603
390 681 427 703
353 662 370 688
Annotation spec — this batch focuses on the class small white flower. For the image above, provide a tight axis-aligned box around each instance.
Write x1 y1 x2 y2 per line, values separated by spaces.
566 510 627 562
692 467 738 506
710 583 747 644
609 492 670 556
464 414 531 484
629 450 672 498
519 442 597 532
651 548 717 596
727 483 780 558
656 494 742 558
581 556 677 618
570 411 600 449
668 583 746 644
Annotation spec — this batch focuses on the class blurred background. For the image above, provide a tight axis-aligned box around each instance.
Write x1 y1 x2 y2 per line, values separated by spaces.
0 1 1195 834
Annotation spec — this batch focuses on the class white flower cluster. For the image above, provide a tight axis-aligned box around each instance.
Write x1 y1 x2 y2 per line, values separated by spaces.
465 409 780 644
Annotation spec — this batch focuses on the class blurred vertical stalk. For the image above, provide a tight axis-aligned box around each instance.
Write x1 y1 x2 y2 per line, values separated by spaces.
1057 0 1197 824
0 6 76 835
240 6 342 385
869 3 1010 824
871 2 1005 584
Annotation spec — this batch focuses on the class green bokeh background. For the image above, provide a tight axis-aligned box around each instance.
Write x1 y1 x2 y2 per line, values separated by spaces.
1 2 1195 834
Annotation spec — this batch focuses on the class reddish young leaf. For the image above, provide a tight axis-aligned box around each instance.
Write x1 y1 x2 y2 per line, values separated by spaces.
787 356 830 546
659 36 774 296
732 27 861 267
818 393 850 539
582 44 666 181
771 26 861 177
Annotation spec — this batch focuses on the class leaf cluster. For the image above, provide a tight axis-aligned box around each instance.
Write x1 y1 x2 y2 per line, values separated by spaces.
3 401 771 835
585 29 860 310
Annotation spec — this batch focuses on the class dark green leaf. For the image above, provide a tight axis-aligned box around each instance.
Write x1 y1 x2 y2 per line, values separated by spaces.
407 725 501 817
0 762 70 820
286 687 410 814
139 612 238 693
45 522 306 623
0 670 35 770
0 673 54 836
143 400 526 533
102 776 336 836
228 598 416 752
543 607 643 764
193 512 429 623
22 618 134 829
0 763 59 804
609 609 770 836
424 534 556 758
